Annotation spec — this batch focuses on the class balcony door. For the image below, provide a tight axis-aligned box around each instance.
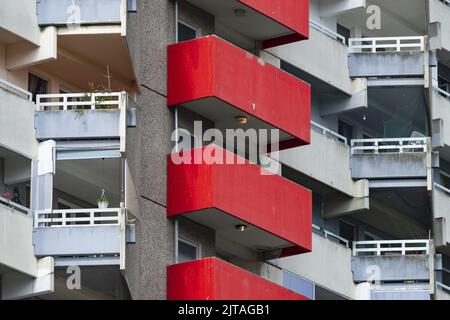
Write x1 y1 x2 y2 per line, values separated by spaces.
28 73 48 103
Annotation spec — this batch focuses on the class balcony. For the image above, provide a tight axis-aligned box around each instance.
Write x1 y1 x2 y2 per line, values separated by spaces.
167 257 307 300
31 145 132 266
433 184 450 254
168 35 311 150
0 197 54 299
0 80 38 159
279 122 367 198
267 21 364 96
350 138 430 184
431 87 450 160
181 0 309 48
352 240 431 283
167 146 312 258
33 208 125 266
37 0 125 27
35 92 129 147
430 0 450 53
270 230 356 299
348 37 425 79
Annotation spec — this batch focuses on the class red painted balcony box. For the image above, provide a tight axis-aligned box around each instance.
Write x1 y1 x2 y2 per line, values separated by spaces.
168 35 311 150
180 0 309 47
167 146 312 258
167 257 308 300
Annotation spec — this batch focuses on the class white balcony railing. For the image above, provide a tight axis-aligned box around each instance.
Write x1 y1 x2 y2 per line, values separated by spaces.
351 137 428 155
34 208 121 228
312 224 349 248
0 78 32 101
310 20 346 44
36 92 123 111
311 121 347 145
353 240 430 256
433 84 450 99
435 183 450 196
348 36 425 53
0 195 30 215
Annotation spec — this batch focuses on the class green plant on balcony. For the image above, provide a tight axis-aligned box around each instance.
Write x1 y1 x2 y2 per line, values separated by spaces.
75 66 118 116
97 189 109 209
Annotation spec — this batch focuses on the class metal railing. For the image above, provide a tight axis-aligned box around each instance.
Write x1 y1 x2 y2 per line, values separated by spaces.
351 137 428 155
433 85 450 99
0 78 33 101
312 224 349 248
311 121 347 145
348 36 425 53
36 92 123 111
310 20 346 44
353 239 430 256
0 195 30 215
34 208 121 228
435 183 450 196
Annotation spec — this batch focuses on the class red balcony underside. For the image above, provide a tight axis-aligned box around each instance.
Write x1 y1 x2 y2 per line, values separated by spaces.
168 35 311 151
167 146 312 258
183 0 309 47
167 257 308 300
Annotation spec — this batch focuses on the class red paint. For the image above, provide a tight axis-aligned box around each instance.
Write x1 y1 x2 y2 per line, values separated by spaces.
167 257 308 300
168 35 311 148
238 0 309 47
167 146 312 255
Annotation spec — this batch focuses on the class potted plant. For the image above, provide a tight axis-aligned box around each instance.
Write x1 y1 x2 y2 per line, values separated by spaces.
97 189 109 209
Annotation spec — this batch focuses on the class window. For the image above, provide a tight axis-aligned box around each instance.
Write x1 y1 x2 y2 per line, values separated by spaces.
339 220 356 246
178 238 199 263
28 73 48 103
338 119 354 146
178 21 198 43
336 23 350 45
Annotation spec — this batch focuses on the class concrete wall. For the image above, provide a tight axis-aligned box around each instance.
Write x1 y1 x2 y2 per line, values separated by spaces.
122 0 175 299
0 204 37 277
267 27 363 95
430 0 450 52
352 255 430 282
348 52 425 78
432 89 450 151
0 0 40 45
279 129 366 197
37 0 122 26
433 187 450 247
34 226 121 257
0 87 38 159
35 110 121 140
351 153 427 180
270 233 356 299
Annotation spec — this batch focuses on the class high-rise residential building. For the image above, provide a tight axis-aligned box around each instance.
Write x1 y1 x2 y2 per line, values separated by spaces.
0 0 449 301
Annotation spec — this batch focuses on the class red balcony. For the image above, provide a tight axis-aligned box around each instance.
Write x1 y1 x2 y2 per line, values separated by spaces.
167 257 308 300
182 0 309 48
168 35 311 150
167 146 312 258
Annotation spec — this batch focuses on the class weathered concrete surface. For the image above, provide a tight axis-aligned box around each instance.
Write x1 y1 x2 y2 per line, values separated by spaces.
348 52 425 78
351 153 427 180
35 110 120 140
352 255 430 282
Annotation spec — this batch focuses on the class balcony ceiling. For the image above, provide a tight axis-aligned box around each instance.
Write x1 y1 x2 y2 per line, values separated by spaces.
186 0 297 43
345 87 428 138
54 158 121 208
338 0 426 37
38 33 137 93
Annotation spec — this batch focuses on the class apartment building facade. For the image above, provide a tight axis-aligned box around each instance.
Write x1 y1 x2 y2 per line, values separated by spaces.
0 0 450 301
